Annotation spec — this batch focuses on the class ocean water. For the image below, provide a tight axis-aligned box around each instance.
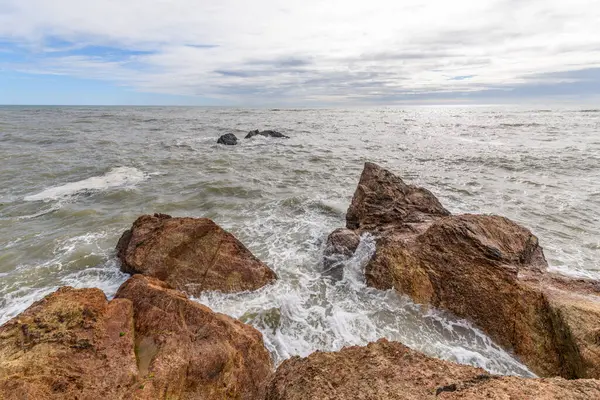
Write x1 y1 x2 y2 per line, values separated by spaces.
1 106 599 377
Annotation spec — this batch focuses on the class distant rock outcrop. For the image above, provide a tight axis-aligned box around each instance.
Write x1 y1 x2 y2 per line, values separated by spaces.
116 213 277 296
265 339 600 400
245 130 290 139
217 133 239 145
330 162 600 379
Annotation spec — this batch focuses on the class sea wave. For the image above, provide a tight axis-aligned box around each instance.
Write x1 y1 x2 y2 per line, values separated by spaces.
24 167 147 202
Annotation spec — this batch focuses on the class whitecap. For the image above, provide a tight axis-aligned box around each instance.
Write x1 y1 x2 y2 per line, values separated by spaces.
24 167 147 202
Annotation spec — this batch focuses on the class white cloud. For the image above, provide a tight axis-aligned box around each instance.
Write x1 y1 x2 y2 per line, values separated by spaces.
1 0 599 103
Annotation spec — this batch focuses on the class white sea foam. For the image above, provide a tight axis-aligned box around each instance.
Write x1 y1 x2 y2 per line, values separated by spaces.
24 167 146 201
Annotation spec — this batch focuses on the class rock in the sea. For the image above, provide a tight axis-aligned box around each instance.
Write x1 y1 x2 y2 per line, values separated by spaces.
217 133 238 145
115 275 273 400
0 276 274 400
323 228 361 280
245 129 290 139
265 339 600 400
116 213 277 296
0 287 138 399
341 162 600 379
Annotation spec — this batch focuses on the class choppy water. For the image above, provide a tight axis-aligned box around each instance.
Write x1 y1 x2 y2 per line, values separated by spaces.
1 106 599 377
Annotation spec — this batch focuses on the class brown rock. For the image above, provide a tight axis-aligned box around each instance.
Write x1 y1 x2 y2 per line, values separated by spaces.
343 162 600 378
0 287 138 400
115 274 273 400
265 339 600 400
323 228 361 279
116 213 277 296
346 162 449 232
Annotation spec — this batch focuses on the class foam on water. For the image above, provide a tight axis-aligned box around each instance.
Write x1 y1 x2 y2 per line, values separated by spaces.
24 166 147 202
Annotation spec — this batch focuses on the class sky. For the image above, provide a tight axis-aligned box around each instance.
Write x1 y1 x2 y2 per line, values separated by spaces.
0 0 599 105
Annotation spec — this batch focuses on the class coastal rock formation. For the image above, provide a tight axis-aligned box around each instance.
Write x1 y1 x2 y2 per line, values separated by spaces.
336 162 600 379
217 133 238 145
265 339 600 400
323 228 360 280
116 213 277 296
0 276 274 400
245 129 290 139
0 287 138 399
115 275 273 400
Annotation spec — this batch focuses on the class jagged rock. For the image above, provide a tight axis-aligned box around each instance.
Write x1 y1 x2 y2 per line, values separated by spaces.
115 275 273 399
0 287 138 399
0 276 274 399
116 213 277 296
346 162 449 232
265 339 600 400
245 129 290 139
323 228 360 280
217 133 238 145
340 162 600 378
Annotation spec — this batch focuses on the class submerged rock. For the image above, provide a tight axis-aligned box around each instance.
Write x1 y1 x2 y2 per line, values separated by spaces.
0 277 274 400
116 213 277 296
217 133 238 145
338 162 600 379
322 228 360 280
115 275 273 399
265 339 600 400
245 129 290 139
0 287 138 399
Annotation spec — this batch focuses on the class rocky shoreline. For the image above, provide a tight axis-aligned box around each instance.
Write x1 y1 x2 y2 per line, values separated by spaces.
2 162 599 399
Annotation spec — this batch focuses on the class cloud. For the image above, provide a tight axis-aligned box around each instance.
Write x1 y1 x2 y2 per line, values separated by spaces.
0 0 599 104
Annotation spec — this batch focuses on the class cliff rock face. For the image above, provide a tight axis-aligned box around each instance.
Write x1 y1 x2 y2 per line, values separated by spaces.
336 162 600 378
117 213 277 296
115 275 273 400
0 277 274 400
265 339 600 400
0 287 138 399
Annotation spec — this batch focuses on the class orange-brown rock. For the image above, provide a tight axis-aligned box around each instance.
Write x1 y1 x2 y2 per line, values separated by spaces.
265 339 600 400
323 228 361 279
117 213 277 296
0 287 138 399
115 274 273 400
340 162 600 379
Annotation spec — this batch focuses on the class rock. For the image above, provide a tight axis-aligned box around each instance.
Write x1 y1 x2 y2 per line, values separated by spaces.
265 339 600 400
116 213 277 296
217 133 238 145
245 129 290 139
0 287 138 399
115 275 273 400
342 162 600 378
323 228 361 280
0 276 274 399
346 162 450 232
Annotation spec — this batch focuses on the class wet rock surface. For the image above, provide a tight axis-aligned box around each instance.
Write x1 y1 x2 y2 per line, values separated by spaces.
336 162 600 378
322 228 361 280
217 133 238 145
116 213 277 296
245 130 290 139
265 339 600 400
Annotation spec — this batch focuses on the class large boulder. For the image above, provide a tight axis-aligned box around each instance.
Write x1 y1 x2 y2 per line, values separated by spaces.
0 287 138 399
0 276 274 400
337 163 600 379
265 339 600 400
245 129 290 139
217 133 238 145
116 213 277 296
115 275 273 400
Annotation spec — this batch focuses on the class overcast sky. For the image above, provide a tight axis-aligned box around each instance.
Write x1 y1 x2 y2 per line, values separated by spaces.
0 0 599 105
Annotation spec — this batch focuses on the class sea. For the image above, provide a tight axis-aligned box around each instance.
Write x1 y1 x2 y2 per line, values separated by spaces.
1 105 599 377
